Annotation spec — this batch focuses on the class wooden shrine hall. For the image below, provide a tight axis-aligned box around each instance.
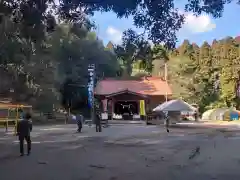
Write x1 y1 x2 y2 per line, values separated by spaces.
94 77 172 120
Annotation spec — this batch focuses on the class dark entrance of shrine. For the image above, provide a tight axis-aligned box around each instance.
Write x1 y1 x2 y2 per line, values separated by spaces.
114 101 139 119
106 90 148 120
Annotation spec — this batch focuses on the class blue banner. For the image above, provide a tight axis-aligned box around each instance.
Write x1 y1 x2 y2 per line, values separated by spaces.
87 65 95 108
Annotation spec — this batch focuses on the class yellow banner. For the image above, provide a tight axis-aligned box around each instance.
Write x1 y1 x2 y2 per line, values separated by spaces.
139 100 146 116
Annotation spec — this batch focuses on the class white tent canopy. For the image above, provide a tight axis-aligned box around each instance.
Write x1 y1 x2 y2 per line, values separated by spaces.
153 99 197 112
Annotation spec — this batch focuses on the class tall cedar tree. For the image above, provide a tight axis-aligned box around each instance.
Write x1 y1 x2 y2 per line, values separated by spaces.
219 38 240 107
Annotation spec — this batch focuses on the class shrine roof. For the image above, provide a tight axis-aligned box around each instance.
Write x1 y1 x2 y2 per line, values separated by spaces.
95 77 172 96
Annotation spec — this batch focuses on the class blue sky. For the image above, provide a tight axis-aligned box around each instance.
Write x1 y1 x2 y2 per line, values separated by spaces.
90 2 240 47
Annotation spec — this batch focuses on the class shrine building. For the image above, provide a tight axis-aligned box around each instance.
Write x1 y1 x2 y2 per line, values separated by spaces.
94 77 172 120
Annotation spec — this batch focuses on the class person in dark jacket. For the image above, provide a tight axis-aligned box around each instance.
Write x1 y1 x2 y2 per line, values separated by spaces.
194 111 198 122
95 111 102 132
76 114 84 132
17 112 32 156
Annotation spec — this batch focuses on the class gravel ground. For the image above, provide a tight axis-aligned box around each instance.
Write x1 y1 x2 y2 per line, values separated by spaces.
1 124 240 180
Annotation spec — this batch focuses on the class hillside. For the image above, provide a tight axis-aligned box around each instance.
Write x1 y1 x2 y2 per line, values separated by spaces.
110 35 240 113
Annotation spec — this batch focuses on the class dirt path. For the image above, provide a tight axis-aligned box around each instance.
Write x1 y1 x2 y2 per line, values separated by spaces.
1 125 240 180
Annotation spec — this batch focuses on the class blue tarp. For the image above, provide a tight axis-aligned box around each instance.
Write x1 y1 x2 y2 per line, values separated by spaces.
230 112 239 121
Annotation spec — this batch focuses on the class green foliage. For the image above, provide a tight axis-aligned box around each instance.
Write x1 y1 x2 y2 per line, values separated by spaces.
114 33 240 112
164 36 240 112
0 0 236 48
114 29 152 77
152 45 169 61
168 56 197 101
219 38 240 107
0 17 120 113
0 0 239 115
151 45 168 77
47 23 120 110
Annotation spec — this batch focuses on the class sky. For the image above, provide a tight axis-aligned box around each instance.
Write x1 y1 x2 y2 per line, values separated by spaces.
90 2 240 47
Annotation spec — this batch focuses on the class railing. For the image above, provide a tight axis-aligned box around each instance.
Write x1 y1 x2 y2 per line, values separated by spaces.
0 118 16 130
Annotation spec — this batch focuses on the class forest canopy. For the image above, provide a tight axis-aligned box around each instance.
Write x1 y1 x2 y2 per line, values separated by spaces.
0 0 240 116
0 17 120 114
150 37 240 112
0 0 239 48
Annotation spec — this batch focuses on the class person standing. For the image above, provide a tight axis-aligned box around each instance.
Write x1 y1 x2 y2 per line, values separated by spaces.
64 111 68 124
76 113 84 133
18 108 24 120
17 112 32 156
194 111 198 122
71 114 77 131
164 112 170 133
95 111 102 132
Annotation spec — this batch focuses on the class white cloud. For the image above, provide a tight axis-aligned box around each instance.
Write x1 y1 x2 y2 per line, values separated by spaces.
106 26 123 44
104 13 215 45
182 13 216 33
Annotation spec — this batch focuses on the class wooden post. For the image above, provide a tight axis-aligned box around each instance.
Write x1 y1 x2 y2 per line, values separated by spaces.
112 99 115 120
165 92 168 102
5 109 9 132
14 107 18 135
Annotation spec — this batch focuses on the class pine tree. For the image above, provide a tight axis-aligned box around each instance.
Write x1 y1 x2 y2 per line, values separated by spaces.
211 39 221 97
167 41 198 103
211 39 221 69
193 41 216 111
192 43 200 65
178 39 191 56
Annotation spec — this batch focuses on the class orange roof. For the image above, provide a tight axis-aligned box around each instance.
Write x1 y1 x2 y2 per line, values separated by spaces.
95 77 172 96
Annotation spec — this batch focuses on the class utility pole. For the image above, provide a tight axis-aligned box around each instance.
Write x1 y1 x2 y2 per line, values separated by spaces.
157 62 168 102
164 63 168 102
164 63 167 81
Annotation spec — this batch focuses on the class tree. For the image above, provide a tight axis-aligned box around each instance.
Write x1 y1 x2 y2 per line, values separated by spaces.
1 0 236 48
115 29 152 77
195 41 217 111
219 37 240 107
211 39 221 69
178 39 191 56
192 43 200 64
55 0 240 48
165 36 240 112
0 16 40 102
167 56 197 101
151 45 169 77
198 41 212 81
0 16 120 114
1 0 240 115
49 23 120 110
167 41 214 111
211 39 221 96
